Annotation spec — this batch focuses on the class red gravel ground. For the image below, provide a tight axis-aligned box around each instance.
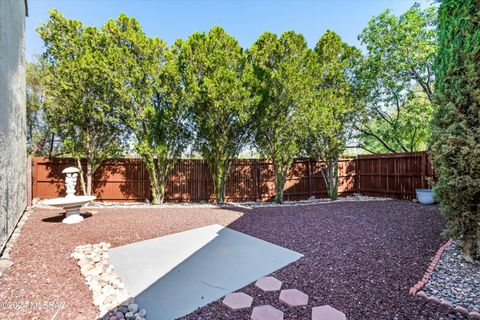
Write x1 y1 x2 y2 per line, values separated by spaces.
0 200 463 320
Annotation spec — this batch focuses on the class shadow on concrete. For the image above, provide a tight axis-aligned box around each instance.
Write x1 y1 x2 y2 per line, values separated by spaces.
108 222 302 320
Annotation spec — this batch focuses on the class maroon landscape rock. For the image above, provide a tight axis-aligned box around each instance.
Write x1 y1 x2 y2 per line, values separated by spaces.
0 201 467 319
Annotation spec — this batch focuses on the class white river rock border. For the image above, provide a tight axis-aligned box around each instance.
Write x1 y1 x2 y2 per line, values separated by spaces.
71 242 147 320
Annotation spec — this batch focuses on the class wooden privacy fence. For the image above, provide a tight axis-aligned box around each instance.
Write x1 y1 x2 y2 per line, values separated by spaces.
31 152 433 203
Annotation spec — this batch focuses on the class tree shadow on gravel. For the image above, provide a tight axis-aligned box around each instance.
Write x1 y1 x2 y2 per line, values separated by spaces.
96 200 466 320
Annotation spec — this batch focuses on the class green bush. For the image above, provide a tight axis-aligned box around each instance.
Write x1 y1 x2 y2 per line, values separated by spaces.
430 0 480 262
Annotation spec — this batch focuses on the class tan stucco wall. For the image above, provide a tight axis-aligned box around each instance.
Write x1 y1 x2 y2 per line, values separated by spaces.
0 0 27 250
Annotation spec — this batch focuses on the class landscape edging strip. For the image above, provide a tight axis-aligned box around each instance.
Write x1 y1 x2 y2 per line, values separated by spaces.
409 239 480 319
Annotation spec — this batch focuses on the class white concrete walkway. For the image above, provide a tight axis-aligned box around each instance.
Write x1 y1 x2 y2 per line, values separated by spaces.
109 224 302 320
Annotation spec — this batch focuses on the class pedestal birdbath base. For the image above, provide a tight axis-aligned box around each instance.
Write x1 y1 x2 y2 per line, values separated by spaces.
42 167 96 224
43 195 96 224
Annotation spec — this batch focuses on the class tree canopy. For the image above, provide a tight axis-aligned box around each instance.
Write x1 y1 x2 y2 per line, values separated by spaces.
179 26 255 203
103 14 191 204
38 10 126 195
301 30 361 199
26 61 56 156
249 31 311 203
31 4 448 205
356 4 437 153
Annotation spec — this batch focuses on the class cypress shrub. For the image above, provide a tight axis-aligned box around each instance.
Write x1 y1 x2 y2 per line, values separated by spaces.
430 0 480 262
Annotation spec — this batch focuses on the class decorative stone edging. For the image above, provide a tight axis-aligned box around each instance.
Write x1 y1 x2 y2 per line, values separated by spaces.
65 195 390 210
71 242 147 320
0 206 35 278
409 239 480 319
409 239 453 296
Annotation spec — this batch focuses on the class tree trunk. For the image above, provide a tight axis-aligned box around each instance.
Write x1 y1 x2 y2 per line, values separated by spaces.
155 168 168 205
322 159 339 200
274 164 286 204
208 158 232 204
76 158 87 196
48 133 54 157
328 160 339 200
150 180 164 205
212 164 225 204
84 134 93 196
144 156 172 205
462 235 478 262
86 160 92 196
145 159 162 205
150 183 161 205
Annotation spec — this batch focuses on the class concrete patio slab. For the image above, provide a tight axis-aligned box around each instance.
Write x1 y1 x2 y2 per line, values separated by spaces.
109 224 302 320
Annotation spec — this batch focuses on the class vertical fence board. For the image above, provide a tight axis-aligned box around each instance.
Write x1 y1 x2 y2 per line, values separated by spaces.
31 152 433 203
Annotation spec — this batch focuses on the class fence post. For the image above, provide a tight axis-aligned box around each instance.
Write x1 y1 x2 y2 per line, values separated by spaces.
307 159 312 198
421 152 426 189
27 156 32 206
252 159 258 201
32 157 37 201
356 156 361 194
202 160 206 202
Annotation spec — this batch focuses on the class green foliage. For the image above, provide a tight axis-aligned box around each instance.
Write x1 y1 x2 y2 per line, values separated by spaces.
38 10 125 195
102 15 190 204
179 27 255 203
301 31 361 199
356 4 437 153
248 31 311 203
430 0 480 262
32 6 447 206
360 89 434 153
26 61 57 156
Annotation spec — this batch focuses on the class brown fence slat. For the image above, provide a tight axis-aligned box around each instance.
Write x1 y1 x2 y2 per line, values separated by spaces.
31 152 433 203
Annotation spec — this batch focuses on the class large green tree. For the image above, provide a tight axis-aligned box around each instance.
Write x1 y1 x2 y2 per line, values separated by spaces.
26 61 57 156
38 10 125 195
103 15 191 204
301 31 361 199
249 31 311 203
356 4 437 153
430 0 480 262
179 27 255 203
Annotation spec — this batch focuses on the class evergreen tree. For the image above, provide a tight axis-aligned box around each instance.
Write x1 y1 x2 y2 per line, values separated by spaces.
301 31 361 200
248 31 311 203
38 10 126 195
103 15 191 204
430 0 480 262
179 27 255 203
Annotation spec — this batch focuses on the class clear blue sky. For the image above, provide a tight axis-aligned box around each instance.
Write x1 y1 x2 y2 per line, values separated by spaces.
26 0 430 61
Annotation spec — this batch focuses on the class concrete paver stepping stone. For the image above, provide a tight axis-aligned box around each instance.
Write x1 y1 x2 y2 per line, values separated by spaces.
312 305 347 320
251 305 284 320
222 292 253 310
255 276 282 292
279 288 309 307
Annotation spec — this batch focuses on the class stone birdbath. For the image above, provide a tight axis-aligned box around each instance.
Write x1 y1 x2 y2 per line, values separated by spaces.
43 167 96 224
